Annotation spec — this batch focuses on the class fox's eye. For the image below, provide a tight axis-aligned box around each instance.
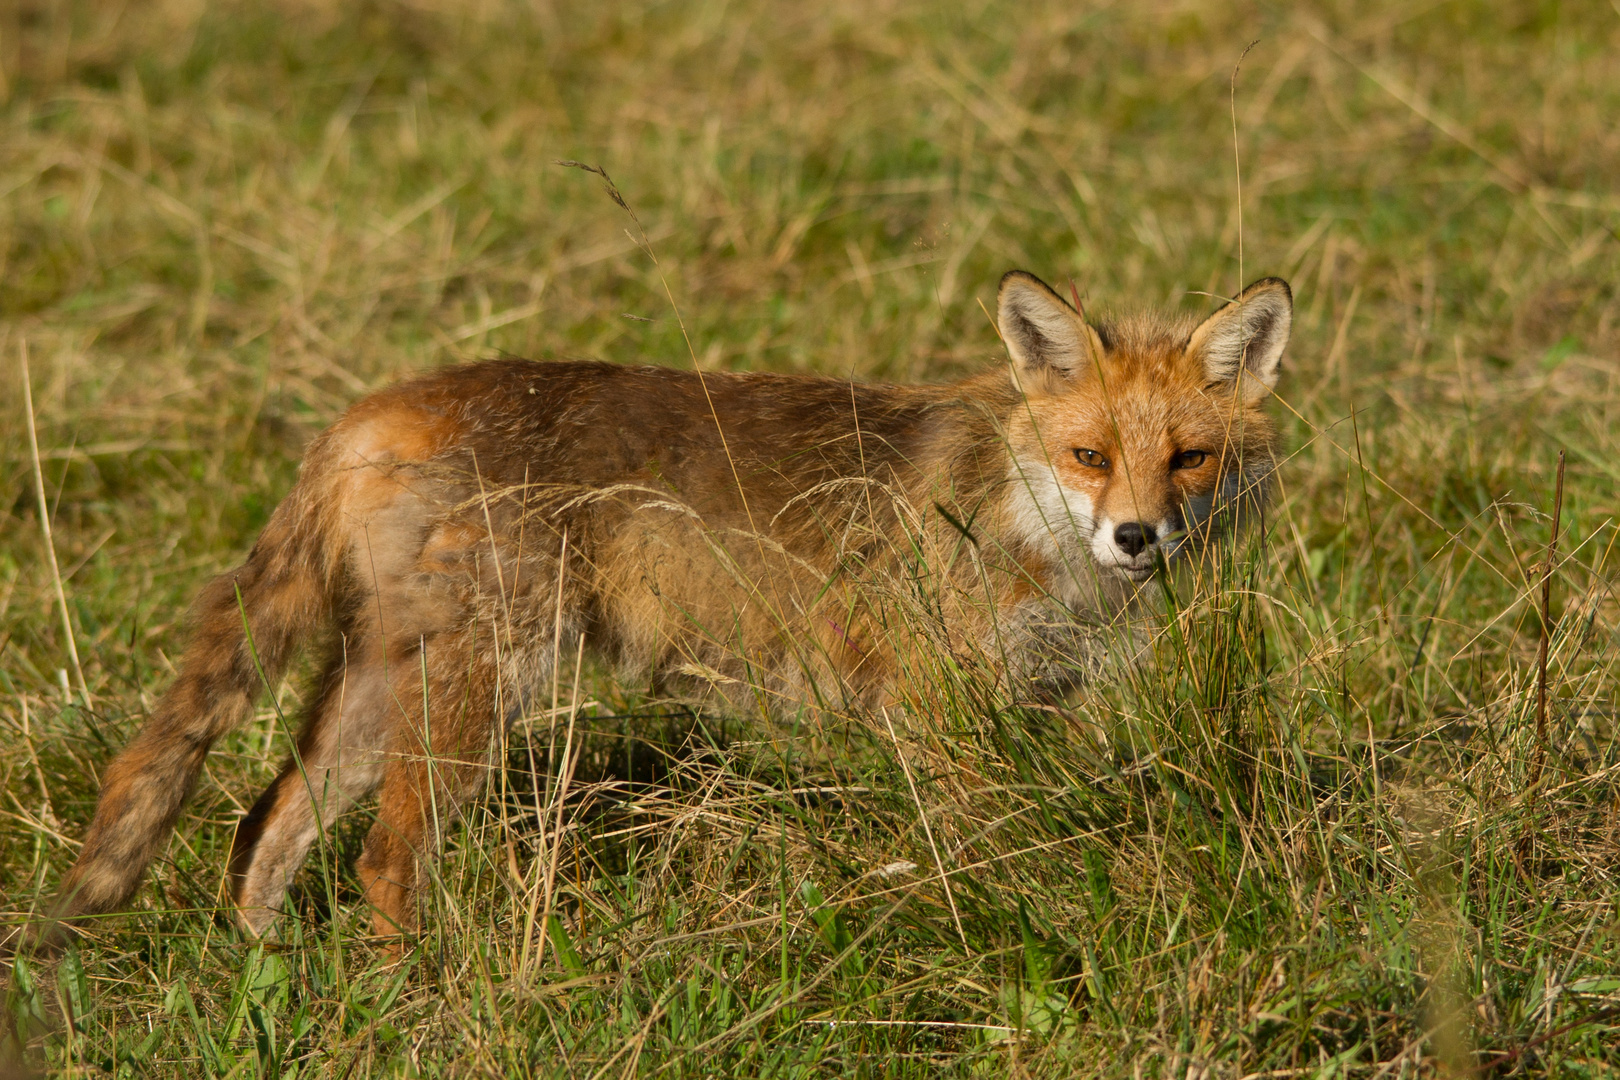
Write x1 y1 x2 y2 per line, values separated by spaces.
1074 448 1109 468
1171 450 1208 470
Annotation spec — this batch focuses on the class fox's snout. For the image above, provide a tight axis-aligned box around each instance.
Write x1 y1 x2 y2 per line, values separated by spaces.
1101 518 1164 581
1091 509 1185 581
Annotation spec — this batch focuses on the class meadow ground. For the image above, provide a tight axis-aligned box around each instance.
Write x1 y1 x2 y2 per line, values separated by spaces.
2 0 1619 1075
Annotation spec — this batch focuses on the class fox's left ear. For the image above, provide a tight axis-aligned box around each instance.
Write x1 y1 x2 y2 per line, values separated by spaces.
1187 278 1292 397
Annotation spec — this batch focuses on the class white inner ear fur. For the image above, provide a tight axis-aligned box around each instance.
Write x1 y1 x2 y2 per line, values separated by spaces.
997 274 1096 397
1189 279 1292 397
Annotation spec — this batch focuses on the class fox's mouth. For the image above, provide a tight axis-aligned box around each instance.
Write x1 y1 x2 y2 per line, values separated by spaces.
1112 532 1185 583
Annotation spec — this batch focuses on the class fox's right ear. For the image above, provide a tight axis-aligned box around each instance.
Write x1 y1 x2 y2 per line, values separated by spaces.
997 271 1104 397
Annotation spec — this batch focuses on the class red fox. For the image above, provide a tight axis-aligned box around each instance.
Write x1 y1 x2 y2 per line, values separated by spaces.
23 270 1290 952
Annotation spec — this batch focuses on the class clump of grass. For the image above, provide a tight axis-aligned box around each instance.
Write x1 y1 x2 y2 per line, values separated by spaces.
3 0 1620 1076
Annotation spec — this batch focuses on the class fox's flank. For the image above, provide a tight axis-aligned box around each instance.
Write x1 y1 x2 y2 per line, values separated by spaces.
23 270 1290 954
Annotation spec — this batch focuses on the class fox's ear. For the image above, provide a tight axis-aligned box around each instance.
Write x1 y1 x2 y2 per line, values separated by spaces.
1188 277 1292 397
997 271 1105 397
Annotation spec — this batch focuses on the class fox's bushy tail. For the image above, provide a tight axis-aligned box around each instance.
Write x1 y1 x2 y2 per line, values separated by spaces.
26 480 344 951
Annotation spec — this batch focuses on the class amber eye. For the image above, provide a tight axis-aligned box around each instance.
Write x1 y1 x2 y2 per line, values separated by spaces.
1171 450 1208 470
1074 448 1109 468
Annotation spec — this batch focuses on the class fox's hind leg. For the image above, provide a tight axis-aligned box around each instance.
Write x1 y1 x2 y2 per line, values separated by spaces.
354 626 508 949
227 638 397 934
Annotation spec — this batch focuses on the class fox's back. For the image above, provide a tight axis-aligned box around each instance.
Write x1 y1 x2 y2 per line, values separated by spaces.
338 357 1006 519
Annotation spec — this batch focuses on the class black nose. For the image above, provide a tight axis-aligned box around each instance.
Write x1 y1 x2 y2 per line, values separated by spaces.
1114 522 1157 557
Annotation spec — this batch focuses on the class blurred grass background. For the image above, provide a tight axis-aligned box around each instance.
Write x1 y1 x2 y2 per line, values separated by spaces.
1 0 1618 1075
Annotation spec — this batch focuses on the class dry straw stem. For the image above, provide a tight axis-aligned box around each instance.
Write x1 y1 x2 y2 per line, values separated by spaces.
881 707 966 948
17 340 91 711
556 156 772 582
1529 449 1566 792
1228 38 1260 295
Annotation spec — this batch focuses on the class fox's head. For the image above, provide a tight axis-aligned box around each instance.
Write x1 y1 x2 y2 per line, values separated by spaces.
996 270 1290 595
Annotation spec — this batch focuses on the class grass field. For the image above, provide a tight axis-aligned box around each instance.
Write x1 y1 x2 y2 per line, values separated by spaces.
3 0 1619 1075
